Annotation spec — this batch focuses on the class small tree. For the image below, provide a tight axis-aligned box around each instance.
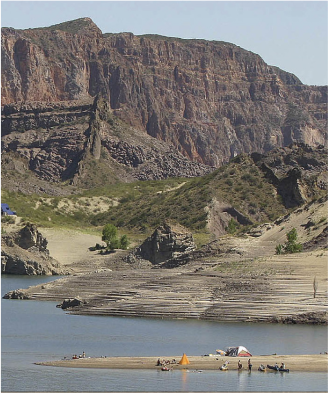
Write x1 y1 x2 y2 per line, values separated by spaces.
226 218 238 235
101 224 130 251
275 228 302 255
102 224 118 250
120 234 130 250
284 228 302 253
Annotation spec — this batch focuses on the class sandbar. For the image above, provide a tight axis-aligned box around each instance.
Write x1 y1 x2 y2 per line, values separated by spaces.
37 354 328 372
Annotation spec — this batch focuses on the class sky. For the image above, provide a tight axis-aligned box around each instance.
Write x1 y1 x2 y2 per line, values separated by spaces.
1 1 327 86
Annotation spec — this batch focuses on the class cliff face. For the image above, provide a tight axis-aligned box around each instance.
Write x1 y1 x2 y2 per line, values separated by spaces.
1 18 327 174
1 223 65 275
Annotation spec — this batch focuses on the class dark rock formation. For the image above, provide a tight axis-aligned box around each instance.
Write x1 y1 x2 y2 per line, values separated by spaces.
270 311 328 325
1 18 327 187
1 223 65 275
127 222 196 267
251 143 328 208
58 297 84 309
2 289 30 299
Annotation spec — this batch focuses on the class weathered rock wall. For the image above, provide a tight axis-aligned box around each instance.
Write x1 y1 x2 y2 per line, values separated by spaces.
127 223 196 266
1 97 214 188
2 18 327 168
1 223 65 275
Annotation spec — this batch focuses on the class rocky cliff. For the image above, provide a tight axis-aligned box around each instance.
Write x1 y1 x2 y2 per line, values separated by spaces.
1 18 327 185
1 223 65 275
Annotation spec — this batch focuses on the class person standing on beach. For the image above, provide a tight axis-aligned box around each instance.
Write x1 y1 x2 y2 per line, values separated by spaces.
248 358 252 371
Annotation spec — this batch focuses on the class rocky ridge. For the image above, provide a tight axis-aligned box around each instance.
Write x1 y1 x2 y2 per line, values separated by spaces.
1 96 214 192
1 18 327 188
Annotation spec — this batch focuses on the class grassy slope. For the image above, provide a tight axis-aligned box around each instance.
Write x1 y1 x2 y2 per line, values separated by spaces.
2 154 289 239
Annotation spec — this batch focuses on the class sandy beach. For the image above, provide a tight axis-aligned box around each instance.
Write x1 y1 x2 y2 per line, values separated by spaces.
37 354 328 372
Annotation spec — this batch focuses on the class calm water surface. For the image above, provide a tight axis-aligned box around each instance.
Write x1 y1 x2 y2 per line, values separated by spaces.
2 275 327 392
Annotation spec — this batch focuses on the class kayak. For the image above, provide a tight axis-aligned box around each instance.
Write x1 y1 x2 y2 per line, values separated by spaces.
267 364 289 372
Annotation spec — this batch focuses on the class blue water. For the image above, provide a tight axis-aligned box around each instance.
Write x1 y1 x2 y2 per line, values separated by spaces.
1 275 328 391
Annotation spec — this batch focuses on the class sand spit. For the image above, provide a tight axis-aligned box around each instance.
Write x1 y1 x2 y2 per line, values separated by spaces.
37 354 328 372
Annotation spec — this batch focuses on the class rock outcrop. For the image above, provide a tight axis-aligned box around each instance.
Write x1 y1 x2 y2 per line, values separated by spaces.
251 143 328 208
2 289 30 299
1 223 65 275
1 96 214 192
127 222 196 267
58 297 84 309
1 18 327 187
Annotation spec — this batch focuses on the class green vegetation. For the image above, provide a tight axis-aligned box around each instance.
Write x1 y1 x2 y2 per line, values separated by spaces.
1 152 290 239
276 228 303 255
226 218 238 235
1 216 15 224
101 224 130 251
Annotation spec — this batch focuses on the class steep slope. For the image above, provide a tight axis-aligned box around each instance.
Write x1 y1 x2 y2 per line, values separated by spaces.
89 143 327 234
1 96 213 193
2 17 327 175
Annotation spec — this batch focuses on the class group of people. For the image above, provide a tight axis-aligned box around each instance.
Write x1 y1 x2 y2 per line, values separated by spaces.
237 359 252 371
72 351 86 359
223 359 289 372
156 358 177 366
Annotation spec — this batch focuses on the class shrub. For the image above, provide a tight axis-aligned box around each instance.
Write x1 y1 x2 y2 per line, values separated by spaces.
102 224 130 250
275 228 303 255
102 224 118 250
226 218 238 234
120 234 130 250
275 244 283 255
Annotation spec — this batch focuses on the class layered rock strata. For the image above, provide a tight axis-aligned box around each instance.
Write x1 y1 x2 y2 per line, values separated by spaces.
2 18 327 179
1 96 214 190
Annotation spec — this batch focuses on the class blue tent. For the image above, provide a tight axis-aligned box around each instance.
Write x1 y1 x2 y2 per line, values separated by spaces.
1 203 16 216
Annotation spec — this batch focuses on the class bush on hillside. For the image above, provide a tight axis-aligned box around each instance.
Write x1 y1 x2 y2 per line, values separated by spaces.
275 228 303 255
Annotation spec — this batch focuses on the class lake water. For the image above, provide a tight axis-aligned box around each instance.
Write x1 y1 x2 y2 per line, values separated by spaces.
1 275 327 392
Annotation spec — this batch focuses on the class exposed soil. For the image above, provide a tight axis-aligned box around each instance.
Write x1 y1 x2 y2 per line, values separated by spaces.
3 200 327 324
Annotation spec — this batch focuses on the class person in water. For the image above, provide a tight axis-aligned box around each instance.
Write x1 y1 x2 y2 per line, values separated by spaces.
248 359 252 371
238 360 243 370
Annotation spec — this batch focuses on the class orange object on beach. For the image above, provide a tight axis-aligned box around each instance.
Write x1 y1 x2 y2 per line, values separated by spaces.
179 353 190 365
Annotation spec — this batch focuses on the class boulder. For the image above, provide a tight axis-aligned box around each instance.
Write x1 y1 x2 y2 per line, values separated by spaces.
59 297 83 309
17 223 48 252
3 289 29 299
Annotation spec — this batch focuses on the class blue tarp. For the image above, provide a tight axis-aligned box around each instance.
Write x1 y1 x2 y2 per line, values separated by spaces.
1 203 16 215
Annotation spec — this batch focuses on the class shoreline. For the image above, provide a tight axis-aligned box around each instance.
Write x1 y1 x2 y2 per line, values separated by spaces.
37 354 328 372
